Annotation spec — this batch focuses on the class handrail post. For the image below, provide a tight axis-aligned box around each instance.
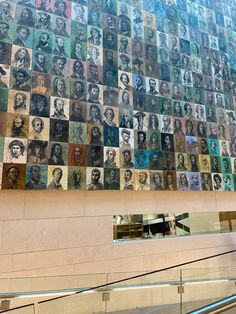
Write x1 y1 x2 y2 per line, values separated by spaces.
34 302 39 314
178 269 184 314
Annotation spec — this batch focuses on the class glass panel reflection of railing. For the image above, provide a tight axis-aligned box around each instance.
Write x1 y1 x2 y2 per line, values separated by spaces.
113 211 236 241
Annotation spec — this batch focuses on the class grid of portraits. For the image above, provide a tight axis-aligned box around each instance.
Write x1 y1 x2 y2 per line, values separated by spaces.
0 0 236 191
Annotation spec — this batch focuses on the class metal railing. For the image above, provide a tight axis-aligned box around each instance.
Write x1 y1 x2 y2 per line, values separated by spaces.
1 249 236 313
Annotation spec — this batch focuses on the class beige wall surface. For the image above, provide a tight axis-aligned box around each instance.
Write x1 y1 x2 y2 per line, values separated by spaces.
0 190 235 282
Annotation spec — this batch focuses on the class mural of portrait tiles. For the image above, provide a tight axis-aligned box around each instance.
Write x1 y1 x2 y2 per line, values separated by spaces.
0 0 236 191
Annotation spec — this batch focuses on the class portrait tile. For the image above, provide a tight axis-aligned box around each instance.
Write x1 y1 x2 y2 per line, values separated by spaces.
134 130 147 150
143 12 156 29
134 169 150 191
223 173 234 191
68 143 86 166
144 27 156 45
120 168 135 190
87 25 103 47
104 168 120 190
191 57 202 73
52 34 71 58
148 129 161 151
133 110 148 131
174 134 186 153
47 165 68 190
177 171 189 191
69 100 87 123
161 133 174 152
208 138 220 156
28 116 49 141
185 135 199 155
87 83 103 105
32 71 51 95
218 124 229 141
30 93 50 118
0 21 15 44
36 0 53 13
69 121 86 144
103 86 119 107
188 172 202 191
118 89 133 110
87 123 103 146
35 10 53 31
70 59 87 81
33 29 52 53
5 112 29 139
134 149 149 169
188 152 200 171
48 141 68 165
149 150 163 170
71 40 87 61
199 154 211 173
163 170 177 191
68 166 86 189
118 34 131 55
104 125 119 147
70 79 87 101
103 68 118 88
50 96 69 120
25 164 47 190
50 119 69 142
221 156 232 173
119 127 134 149
160 115 173 134
117 52 131 73
27 140 48 164
219 140 230 157
51 54 68 77
52 15 71 38
71 3 88 23
51 75 69 98
117 17 131 39
158 80 171 98
103 106 119 127
150 170 164 190
87 8 101 28
87 144 103 167
0 0 16 22
212 173 224 191
86 166 104 190
15 5 35 27
2 163 26 189
52 0 71 19
13 25 33 48
173 117 185 136
4 137 27 163
8 90 30 115
9 66 31 91
175 152 188 172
